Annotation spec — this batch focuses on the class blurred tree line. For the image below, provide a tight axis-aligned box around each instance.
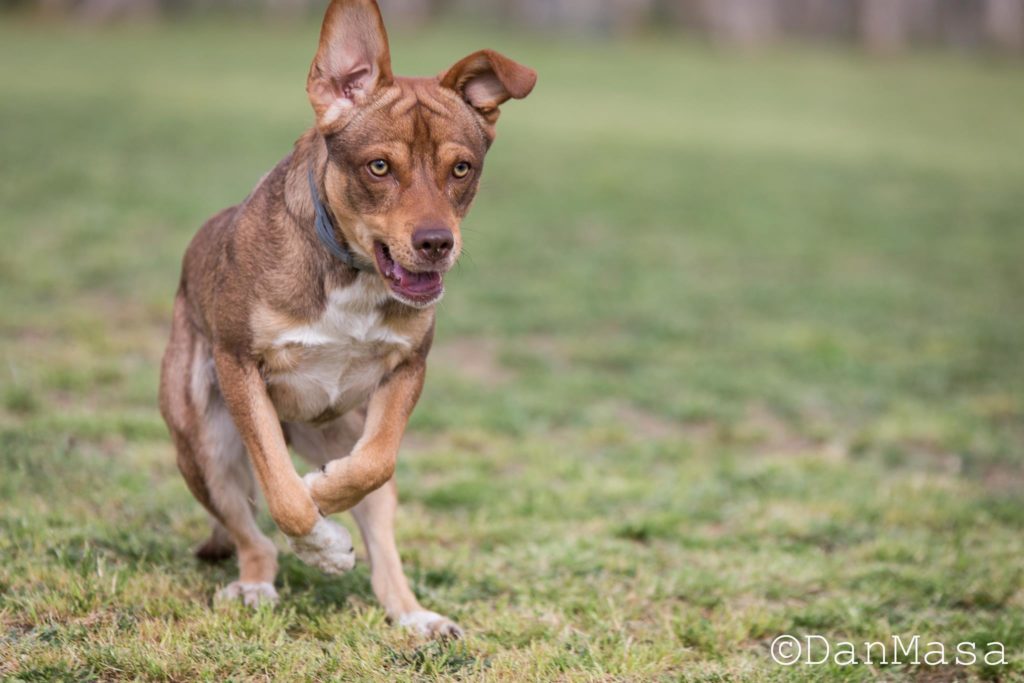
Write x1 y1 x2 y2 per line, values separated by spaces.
5 0 1023 53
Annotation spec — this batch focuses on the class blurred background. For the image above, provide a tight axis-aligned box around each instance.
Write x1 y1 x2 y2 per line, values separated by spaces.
6 0 1024 53
1 0 1023 680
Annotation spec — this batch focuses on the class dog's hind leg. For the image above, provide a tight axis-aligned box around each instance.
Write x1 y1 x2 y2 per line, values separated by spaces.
160 296 279 607
195 519 234 562
200 396 281 606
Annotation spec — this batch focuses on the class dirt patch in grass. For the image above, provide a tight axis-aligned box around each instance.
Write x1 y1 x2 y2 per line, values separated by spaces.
612 402 716 442
611 401 847 460
430 336 512 387
981 462 1024 494
737 405 848 460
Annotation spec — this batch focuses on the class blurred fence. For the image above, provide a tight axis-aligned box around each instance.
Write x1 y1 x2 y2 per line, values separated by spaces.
8 0 1024 53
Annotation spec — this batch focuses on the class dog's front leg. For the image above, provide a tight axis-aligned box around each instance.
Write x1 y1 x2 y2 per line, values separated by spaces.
302 360 461 637
214 348 355 574
303 359 424 516
351 479 463 638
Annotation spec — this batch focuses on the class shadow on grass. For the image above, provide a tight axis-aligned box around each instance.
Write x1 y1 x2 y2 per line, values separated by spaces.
385 639 486 677
276 554 374 612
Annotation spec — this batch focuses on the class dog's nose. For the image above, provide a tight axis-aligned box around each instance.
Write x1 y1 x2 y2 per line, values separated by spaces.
412 227 454 261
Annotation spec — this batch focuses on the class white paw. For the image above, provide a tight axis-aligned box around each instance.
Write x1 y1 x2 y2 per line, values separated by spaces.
398 610 464 639
216 581 279 607
287 517 356 575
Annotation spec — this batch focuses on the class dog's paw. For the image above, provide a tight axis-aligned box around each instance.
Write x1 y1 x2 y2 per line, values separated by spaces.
399 610 464 639
287 517 356 574
216 581 279 608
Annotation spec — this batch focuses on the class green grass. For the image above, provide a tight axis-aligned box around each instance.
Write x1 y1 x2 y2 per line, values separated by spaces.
2 17 1024 681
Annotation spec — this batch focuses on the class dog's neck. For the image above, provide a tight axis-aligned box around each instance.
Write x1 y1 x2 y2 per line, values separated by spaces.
283 130 374 274
306 166 372 272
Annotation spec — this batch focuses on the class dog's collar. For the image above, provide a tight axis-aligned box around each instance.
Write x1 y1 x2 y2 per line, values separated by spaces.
307 167 371 271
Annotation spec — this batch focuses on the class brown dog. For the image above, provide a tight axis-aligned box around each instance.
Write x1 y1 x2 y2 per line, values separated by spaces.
158 0 534 637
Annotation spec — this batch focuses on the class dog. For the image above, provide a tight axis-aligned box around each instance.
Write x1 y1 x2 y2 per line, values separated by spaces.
158 0 535 638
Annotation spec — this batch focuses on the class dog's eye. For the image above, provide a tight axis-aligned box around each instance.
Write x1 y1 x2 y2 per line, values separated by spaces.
367 159 390 177
452 162 472 179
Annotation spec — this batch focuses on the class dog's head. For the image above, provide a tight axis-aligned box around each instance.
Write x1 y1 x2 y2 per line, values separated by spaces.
306 0 536 308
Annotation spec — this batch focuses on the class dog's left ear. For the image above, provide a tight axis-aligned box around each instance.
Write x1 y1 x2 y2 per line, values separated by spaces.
307 0 394 131
440 50 537 131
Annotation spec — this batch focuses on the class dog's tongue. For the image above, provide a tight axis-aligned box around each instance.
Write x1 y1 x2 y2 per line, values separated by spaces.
392 262 441 292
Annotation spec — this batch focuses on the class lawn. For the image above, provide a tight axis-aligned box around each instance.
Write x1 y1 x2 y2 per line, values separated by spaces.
1 16 1023 682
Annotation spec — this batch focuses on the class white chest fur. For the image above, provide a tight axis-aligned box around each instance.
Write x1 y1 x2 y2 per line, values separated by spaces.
262 278 413 422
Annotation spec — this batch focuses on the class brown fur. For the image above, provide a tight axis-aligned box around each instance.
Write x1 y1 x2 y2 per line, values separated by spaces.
158 0 534 635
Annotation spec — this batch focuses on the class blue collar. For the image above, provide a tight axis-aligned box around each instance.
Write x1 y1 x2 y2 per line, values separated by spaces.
307 167 370 271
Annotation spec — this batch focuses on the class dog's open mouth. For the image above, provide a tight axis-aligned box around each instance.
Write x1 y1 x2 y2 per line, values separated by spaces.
373 242 444 304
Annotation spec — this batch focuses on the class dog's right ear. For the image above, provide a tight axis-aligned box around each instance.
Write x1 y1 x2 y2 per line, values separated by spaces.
307 0 393 131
